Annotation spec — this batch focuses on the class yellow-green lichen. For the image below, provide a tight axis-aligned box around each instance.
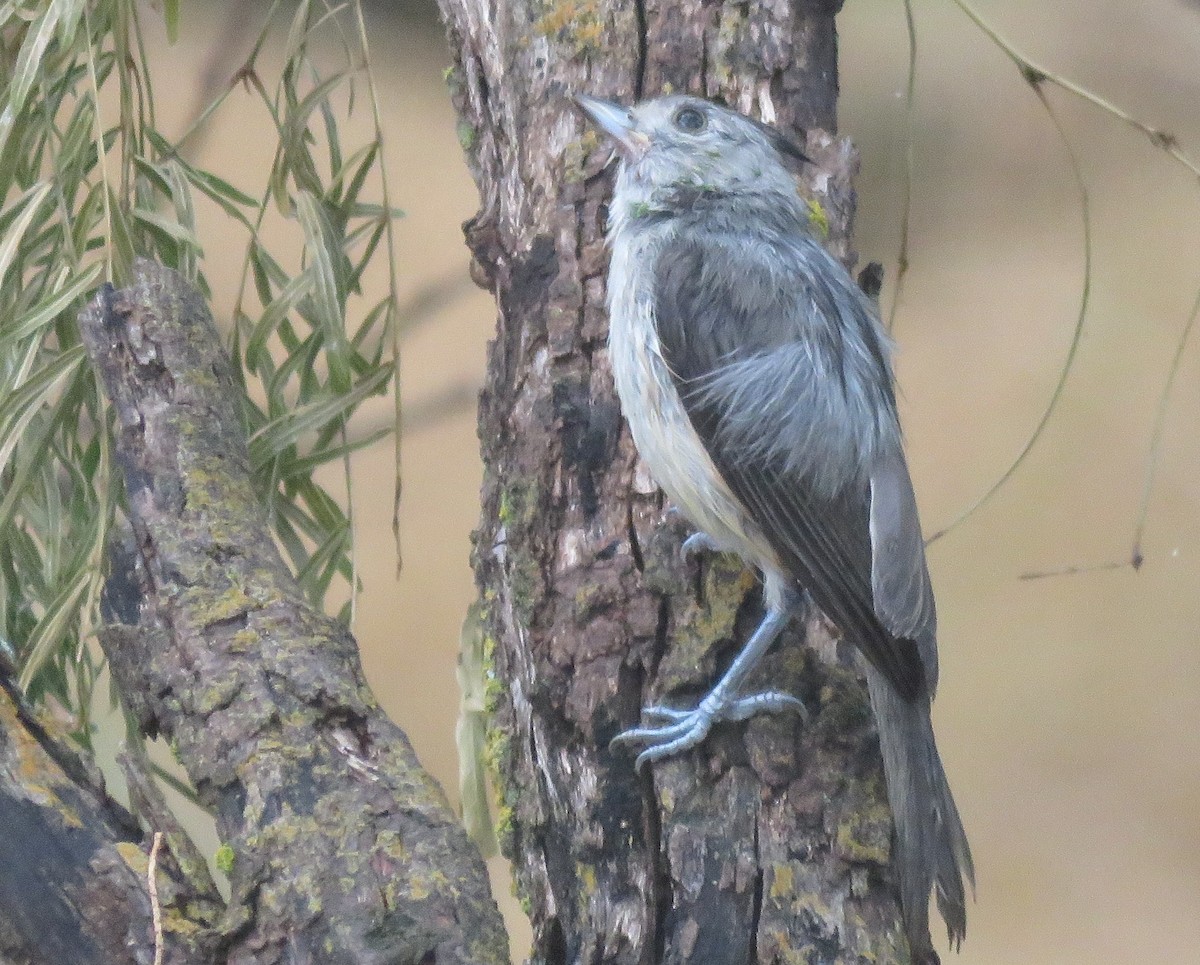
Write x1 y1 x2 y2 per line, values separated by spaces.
497 479 537 529
563 131 600 183
7 720 89 825
162 907 205 936
534 0 604 53
765 928 819 965
508 554 540 624
494 801 516 858
482 723 511 781
571 580 614 622
806 198 830 239
710 8 745 87
816 677 871 734
577 861 597 895
663 555 756 685
456 119 478 152
498 479 545 617
657 785 676 814
117 840 150 875
230 628 258 651
835 800 892 865
215 843 236 874
194 584 254 625
768 863 795 900
481 634 505 713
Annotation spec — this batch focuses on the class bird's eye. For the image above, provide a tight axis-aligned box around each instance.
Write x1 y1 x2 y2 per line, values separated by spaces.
673 107 706 133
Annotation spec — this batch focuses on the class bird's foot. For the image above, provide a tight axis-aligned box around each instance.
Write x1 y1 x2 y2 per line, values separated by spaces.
612 690 807 771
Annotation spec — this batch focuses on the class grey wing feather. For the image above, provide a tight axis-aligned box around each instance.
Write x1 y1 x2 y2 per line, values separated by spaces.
653 229 928 700
869 453 939 693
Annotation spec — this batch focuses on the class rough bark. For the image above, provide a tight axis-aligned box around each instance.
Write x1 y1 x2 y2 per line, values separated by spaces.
439 1 914 962
68 260 509 964
0 654 220 964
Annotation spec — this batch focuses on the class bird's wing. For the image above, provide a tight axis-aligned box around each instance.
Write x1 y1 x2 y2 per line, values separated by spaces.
652 229 930 699
869 451 939 692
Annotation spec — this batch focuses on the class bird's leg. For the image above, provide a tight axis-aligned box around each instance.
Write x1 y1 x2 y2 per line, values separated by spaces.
612 603 807 770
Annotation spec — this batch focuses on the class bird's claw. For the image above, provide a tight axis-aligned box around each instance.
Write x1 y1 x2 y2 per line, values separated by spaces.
723 691 808 722
638 704 694 724
611 690 808 771
681 531 719 559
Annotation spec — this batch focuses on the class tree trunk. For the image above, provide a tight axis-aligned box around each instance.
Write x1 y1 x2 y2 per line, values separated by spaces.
439 1 914 961
0 259 510 965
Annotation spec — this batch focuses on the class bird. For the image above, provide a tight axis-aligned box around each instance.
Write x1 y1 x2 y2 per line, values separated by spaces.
575 92 975 960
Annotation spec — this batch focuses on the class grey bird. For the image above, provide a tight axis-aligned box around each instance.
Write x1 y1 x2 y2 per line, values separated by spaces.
576 93 975 959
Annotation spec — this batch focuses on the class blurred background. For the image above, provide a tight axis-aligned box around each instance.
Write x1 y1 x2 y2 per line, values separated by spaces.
106 0 1200 961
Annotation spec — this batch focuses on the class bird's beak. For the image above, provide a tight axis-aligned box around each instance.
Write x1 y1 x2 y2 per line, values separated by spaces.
574 95 651 161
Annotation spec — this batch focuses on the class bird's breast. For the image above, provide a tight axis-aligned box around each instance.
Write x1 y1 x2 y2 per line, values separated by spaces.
606 240 778 571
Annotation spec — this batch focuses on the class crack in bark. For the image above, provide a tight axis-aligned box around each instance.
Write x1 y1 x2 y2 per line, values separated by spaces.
633 0 648 98
647 773 668 965
626 502 645 572
750 810 763 961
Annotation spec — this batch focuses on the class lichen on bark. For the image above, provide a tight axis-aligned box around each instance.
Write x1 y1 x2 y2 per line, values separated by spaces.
439 0 919 961
77 260 510 964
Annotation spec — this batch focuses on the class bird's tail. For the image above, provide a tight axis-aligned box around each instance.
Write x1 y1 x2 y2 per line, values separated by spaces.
866 666 975 963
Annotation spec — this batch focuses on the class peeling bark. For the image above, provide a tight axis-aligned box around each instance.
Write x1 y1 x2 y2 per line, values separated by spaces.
71 260 509 964
439 0 915 961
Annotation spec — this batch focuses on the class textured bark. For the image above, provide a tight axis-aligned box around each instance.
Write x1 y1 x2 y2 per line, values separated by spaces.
0 655 219 964
74 260 509 965
439 1 914 962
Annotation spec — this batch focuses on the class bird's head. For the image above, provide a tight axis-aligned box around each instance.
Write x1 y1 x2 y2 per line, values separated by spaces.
574 94 809 222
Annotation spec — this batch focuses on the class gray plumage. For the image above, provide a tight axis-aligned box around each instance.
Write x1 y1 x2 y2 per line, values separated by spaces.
577 93 974 958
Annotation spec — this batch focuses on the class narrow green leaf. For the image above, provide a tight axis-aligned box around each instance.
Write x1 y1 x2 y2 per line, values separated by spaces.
108 187 136 284
17 562 90 691
164 0 180 44
4 4 61 145
248 364 390 468
0 182 51 286
295 191 350 391
0 345 86 473
294 517 349 594
245 269 314 373
327 141 376 205
0 262 102 348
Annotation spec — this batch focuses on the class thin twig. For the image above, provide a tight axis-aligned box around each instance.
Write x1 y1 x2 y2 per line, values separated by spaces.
148 831 164 965
1019 560 1129 581
927 82 1091 544
886 0 918 334
942 0 1200 565
948 0 1200 181
81 2 113 284
1131 278 1200 566
350 0 405 575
